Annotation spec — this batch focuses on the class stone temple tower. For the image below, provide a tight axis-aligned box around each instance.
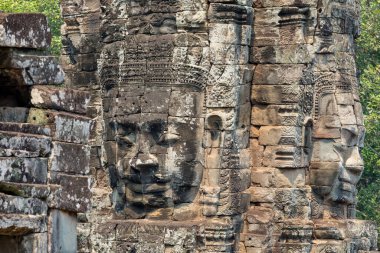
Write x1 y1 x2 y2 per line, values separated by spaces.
0 0 378 252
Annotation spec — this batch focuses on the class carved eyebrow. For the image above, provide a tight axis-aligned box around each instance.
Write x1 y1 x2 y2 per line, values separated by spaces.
145 119 165 124
341 127 359 137
116 122 138 129
142 120 166 131
116 119 166 131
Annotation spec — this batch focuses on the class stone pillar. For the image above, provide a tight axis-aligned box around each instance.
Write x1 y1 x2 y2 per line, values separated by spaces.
245 1 316 251
244 0 378 252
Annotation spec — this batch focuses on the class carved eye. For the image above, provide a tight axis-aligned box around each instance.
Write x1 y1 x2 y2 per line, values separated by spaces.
116 136 134 146
347 165 363 174
158 133 179 146
148 122 165 133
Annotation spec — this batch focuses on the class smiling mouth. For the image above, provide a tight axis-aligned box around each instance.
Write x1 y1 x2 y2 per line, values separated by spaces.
127 181 170 194
125 181 172 207
124 169 172 195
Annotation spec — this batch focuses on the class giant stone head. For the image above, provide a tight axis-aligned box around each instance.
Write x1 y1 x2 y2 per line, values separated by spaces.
310 77 365 218
100 34 209 218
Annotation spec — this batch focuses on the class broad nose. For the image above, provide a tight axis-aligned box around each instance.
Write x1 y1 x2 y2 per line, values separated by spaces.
338 165 352 183
127 130 157 169
129 153 159 184
346 147 364 168
131 153 171 183
345 147 364 185
135 153 159 170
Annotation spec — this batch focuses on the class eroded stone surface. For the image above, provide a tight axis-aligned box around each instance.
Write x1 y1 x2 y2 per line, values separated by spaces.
0 13 51 49
0 1 377 253
0 158 48 184
31 86 90 114
0 49 64 85
0 12 92 253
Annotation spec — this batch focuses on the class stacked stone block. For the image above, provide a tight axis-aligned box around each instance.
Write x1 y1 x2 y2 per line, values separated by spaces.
56 0 378 252
60 0 101 87
59 2 110 252
203 2 254 251
57 0 257 252
244 1 316 251
244 0 378 252
0 13 92 252
306 0 378 251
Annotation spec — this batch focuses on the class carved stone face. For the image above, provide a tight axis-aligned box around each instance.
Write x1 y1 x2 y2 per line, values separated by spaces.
311 91 364 205
112 87 204 215
329 144 364 204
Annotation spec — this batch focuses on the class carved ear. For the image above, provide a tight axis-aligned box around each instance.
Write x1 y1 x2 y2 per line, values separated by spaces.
303 117 313 162
303 117 313 148
206 115 223 130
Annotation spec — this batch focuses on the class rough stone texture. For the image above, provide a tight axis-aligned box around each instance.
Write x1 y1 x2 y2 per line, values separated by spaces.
0 13 51 49
0 49 64 85
0 131 51 157
0 157 48 184
0 12 92 253
31 86 90 114
0 1 378 253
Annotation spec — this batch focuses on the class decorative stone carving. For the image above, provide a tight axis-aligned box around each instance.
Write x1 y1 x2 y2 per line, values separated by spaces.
0 0 376 252
93 0 253 251
306 0 366 221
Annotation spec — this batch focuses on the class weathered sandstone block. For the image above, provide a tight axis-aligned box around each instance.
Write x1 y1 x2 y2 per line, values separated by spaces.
0 13 51 49
50 142 90 175
48 173 91 212
0 131 51 157
0 193 48 215
0 107 29 123
0 157 47 184
0 214 47 234
0 49 64 85
31 86 90 114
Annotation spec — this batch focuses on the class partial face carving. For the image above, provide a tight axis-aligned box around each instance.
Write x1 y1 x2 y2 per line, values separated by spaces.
109 87 204 217
311 91 364 205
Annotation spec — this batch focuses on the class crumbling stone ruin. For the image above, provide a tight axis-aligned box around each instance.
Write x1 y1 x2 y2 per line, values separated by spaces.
0 12 91 252
0 0 379 252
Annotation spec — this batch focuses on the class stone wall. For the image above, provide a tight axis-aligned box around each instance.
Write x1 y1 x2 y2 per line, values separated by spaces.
0 0 378 252
0 13 92 252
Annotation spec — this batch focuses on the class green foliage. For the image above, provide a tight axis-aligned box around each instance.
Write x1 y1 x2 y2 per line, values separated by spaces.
356 0 380 239
0 0 62 55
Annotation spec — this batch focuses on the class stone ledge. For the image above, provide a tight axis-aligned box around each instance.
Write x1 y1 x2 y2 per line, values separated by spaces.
0 131 51 158
0 193 48 215
31 86 91 115
0 13 51 49
0 157 48 184
0 49 64 85
0 214 47 235
0 181 49 199
0 122 51 136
